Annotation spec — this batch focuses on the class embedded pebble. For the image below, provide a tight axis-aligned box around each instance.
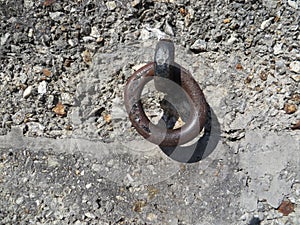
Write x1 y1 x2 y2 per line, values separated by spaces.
26 122 45 136
24 0 34 8
1 33 10 46
23 86 33 98
227 35 238 45
28 28 34 38
19 73 28 84
290 61 300 73
291 74 300 82
47 157 60 167
260 18 273 30
273 43 283 55
139 29 151 40
85 212 95 219
38 81 47 95
12 111 25 125
164 21 174 36
288 0 298 9
61 92 74 105
131 0 141 7
106 1 116 11
49 12 64 21
275 60 286 75
190 39 207 52
90 26 100 38
16 196 24 205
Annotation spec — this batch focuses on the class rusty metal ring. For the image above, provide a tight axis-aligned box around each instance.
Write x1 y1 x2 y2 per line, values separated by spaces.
124 62 207 147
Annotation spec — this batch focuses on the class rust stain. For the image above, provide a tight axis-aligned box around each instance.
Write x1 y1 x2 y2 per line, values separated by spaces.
278 200 295 216
43 0 56 6
236 63 243 70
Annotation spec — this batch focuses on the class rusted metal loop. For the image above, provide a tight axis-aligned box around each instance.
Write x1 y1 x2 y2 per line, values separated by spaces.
124 62 207 147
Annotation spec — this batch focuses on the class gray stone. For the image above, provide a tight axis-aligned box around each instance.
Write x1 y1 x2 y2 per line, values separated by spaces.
290 61 300 73
111 97 127 120
68 39 78 47
19 73 28 83
23 85 33 98
106 1 116 11
239 131 299 208
49 12 64 21
139 28 151 40
61 92 74 105
12 111 25 125
47 156 60 167
275 60 286 75
288 0 299 9
273 42 283 55
24 0 34 8
131 0 141 7
82 36 95 42
16 196 24 205
262 0 278 8
26 122 45 136
90 26 100 38
190 39 207 52
84 212 95 219
257 202 265 212
47 95 55 109
164 21 174 36
146 26 168 39
227 35 238 45
1 33 10 46
260 18 273 30
38 81 47 95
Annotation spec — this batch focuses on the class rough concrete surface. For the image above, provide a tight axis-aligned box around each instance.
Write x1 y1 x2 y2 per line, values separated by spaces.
0 0 299 224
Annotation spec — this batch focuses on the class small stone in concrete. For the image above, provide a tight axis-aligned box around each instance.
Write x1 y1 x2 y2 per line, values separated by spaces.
38 81 47 94
23 86 33 98
190 39 207 52
90 26 100 38
16 196 24 205
12 111 25 125
47 156 60 167
85 212 95 219
273 43 283 55
61 92 74 105
164 21 174 36
288 0 298 9
260 18 273 30
290 61 300 73
131 0 141 7
1 33 10 46
227 35 238 45
26 122 45 136
49 12 63 21
106 1 116 11
139 29 151 40
275 60 286 75
24 0 34 8
19 73 28 84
